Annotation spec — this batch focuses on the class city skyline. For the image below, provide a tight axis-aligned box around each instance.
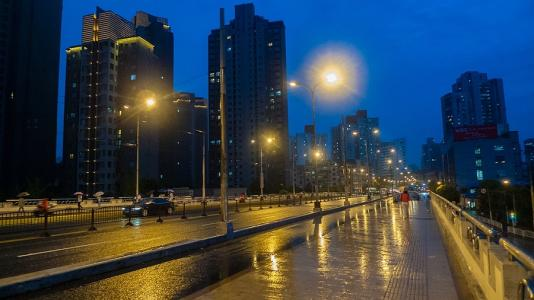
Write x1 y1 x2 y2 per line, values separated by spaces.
56 1 534 166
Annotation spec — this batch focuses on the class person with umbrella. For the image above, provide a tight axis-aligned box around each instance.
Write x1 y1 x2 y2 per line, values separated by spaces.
94 191 104 208
74 192 84 209
17 192 30 212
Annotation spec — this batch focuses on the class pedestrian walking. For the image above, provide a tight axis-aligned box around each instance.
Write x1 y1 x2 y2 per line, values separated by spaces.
18 197 25 212
400 189 410 219
74 192 83 209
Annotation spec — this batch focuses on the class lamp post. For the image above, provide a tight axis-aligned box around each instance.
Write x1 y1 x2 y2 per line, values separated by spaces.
340 123 350 205
124 98 156 198
251 137 274 199
387 159 393 194
529 162 534 230
187 130 206 212
289 73 339 210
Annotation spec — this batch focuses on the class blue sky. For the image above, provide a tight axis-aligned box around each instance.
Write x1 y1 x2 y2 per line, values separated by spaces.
57 0 534 166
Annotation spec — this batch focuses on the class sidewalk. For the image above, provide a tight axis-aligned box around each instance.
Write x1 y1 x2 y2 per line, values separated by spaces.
193 200 458 299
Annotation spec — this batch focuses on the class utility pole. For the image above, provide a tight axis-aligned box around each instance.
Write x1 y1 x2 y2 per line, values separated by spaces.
341 123 350 205
530 163 534 230
219 8 229 225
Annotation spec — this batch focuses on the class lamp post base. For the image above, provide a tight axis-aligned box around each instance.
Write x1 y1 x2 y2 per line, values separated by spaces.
313 200 322 211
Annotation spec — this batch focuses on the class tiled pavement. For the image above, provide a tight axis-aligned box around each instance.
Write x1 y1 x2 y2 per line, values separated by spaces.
194 200 458 299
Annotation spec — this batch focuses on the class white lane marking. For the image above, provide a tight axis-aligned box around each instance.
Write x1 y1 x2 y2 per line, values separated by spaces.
202 222 220 227
17 241 106 258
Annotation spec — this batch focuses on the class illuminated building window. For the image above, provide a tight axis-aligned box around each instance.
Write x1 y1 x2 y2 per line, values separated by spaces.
493 145 504 151
475 159 482 167
476 170 484 181
474 148 481 155
130 74 136 81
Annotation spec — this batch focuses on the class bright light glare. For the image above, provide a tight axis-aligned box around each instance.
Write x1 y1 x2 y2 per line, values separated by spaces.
304 43 367 101
289 81 298 87
267 137 274 144
325 72 338 84
145 98 156 108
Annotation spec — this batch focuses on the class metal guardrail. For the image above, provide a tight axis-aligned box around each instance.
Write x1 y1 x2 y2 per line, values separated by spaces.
518 278 534 300
432 191 534 300
0 192 345 234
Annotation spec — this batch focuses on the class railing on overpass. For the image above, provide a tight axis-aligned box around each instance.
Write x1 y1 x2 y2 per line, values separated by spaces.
431 191 534 300
0 192 346 235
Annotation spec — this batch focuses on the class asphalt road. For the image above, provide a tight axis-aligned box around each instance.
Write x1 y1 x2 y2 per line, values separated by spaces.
0 197 362 279
22 198 384 299
0 194 327 234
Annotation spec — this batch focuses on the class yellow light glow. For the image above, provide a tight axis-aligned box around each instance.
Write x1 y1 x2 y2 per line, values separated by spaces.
145 98 156 108
116 36 154 51
289 81 298 87
304 43 367 101
352 131 358 136
373 129 380 134
502 179 510 185
325 72 338 84
314 151 322 158
267 137 274 144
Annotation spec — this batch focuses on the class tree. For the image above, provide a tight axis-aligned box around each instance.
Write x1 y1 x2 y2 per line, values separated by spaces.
436 184 460 202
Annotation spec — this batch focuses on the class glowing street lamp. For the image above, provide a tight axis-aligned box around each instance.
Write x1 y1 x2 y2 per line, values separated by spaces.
124 97 157 197
251 136 275 198
289 71 341 210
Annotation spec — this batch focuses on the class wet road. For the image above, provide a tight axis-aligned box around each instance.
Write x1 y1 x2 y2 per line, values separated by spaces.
26 200 457 300
0 197 359 278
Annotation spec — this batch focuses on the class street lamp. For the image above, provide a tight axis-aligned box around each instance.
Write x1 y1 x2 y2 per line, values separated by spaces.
251 137 275 199
124 98 156 198
289 72 340 210
187 129 206 215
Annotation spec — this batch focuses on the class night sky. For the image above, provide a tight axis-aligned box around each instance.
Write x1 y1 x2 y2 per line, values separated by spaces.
56 0 534 166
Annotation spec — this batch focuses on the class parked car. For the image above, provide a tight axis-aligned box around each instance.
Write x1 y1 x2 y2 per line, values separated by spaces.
122 198 174 217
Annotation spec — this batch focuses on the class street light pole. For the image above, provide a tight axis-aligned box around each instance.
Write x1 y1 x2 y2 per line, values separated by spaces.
219 8 229 225
260 145 264 197
136 113 140 197
341 123 350 205
311 89 321 210
530 163 534 230
292 145 296 196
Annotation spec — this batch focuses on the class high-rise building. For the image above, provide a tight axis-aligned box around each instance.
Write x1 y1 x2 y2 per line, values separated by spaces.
158 92 207 190
332 110 380 174
292 125 328 166
441 71 508 144
0 0 63 198
133 11 173 95
63 7 170 196
421 138 443 180
440 71 522 188
525 139 534 165
377 139 407 178
208 3 288 192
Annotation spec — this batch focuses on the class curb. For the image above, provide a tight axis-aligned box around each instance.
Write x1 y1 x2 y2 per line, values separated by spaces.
0 197 388 297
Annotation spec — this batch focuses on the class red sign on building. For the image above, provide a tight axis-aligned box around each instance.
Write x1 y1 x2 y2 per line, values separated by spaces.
453 125 498 141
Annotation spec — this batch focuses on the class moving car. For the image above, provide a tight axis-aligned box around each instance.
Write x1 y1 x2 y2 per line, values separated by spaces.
122 198 174 217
